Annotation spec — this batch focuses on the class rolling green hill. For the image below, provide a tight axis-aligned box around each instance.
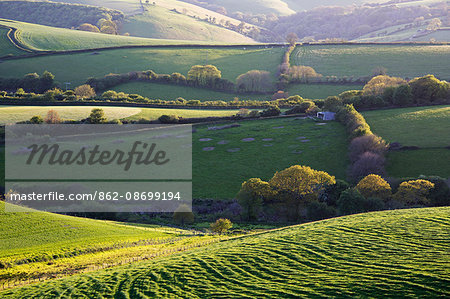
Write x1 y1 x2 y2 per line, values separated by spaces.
2 207 449 297
0 19 233 54
122 7 254 42
0 25 26 56
291 44 450 79
0 46 283 86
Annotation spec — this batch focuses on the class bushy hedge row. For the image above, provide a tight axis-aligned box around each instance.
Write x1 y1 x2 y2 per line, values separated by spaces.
336 104 388 182
339 75 450 109
0 71 55 94
87 70 237 94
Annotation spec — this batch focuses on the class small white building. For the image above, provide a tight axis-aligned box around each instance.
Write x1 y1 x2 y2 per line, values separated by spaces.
317 111 336 121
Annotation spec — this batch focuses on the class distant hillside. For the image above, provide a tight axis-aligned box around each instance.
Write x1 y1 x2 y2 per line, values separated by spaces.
268 1 449 41
0 1 124 29
2 207 449 297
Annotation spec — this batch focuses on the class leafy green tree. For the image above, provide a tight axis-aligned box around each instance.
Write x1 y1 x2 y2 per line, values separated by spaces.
40 71 55 93
210 218 232 234
409 75 449 103
87 108 107 124
363 75 405 96
237 178 273 221
356 174 391 202
29 115 44 124
394 179 435 205
236 70 273 93
187 65 221 87
269 166 335 220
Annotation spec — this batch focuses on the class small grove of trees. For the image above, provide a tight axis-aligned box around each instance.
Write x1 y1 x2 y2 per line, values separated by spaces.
236 70 273 93
0 71 55 94
187 65 222 87
363 75 406 96
287 66 322 83
78 23 100 33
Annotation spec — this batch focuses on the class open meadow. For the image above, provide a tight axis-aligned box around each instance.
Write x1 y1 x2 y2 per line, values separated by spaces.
192 117 348 198
363 105 450 178
2 207 448 297
0 106 244 124
291 44 450 79
0 46 284 87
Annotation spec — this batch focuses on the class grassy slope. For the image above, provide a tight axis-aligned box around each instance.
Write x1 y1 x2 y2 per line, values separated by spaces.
3 207 449 297
0 106 247 124
0 202 177 264
192 117 348 198
112 82 270 101
0 46 283 86
282 0 383 11
363 105 450 178
0 19 217 52
363 106 450 147
286 83 363 99
0 26 25 56
291 44 450 79
122 7 254 43
0 106 142 124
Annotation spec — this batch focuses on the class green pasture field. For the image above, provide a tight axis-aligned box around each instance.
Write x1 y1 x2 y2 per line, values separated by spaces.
0 106 246 124
0 26 25 57
291 44 450 79
112 82 270 101
0 19 213 53
2 207 449 297
122 7 254 43
362 105 450 148
0 47 284 87
387 149 450 178
192 117 348 198
124 107 242 121
0 202 217 287
286 83 363 99
0 106 141 124
363 105 450 179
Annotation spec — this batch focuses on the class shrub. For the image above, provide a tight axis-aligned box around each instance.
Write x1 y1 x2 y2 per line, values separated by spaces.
236 70 273 93
236 190 263 221
337 188 366 215
210 218 233 234
356 174 392 202
44 110 61 124
393 179 435 205
87 108 107 124
420 176 450 207
350 152 386 182
187 65 222 87
285 105 305 115
260 106 281 117
29 115 44 124
158 115 180 124
349 134 387 162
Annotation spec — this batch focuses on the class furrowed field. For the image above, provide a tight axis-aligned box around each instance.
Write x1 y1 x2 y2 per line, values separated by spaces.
0 202 219 288
291 44 450 79
0 47 284 87
363 105 450 178
2 207 449 297
192 117 348 198
0 26 26 57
